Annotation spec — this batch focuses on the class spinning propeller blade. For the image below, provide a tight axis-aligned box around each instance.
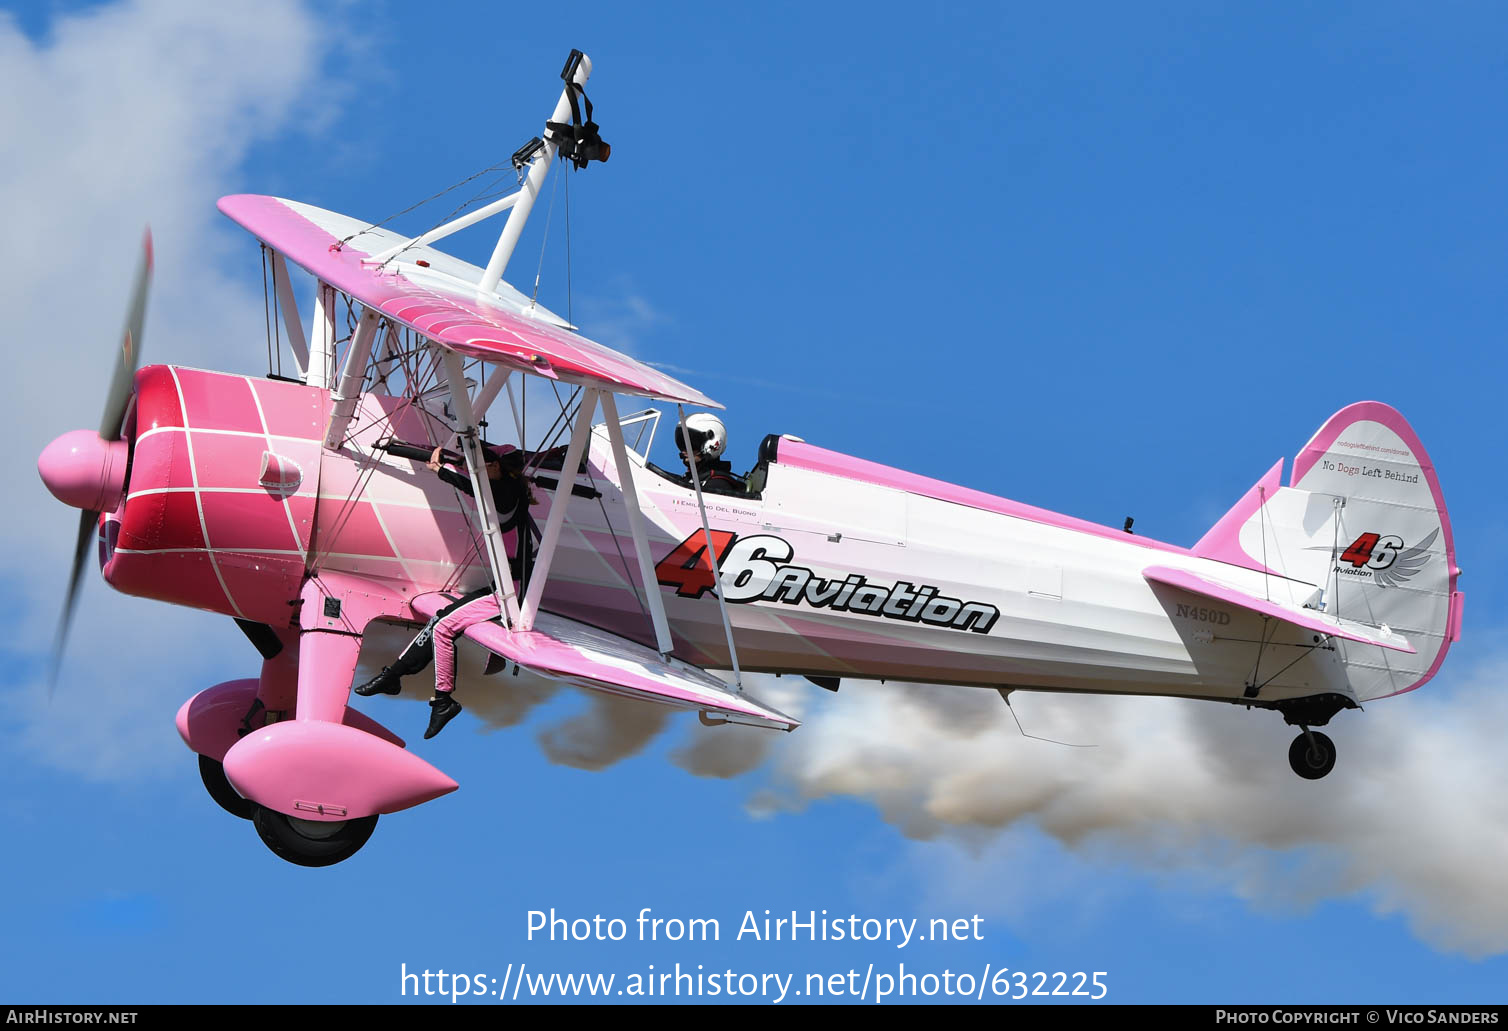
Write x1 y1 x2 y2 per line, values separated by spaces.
50 511 100 693
48 229 152 692
100 230 153 440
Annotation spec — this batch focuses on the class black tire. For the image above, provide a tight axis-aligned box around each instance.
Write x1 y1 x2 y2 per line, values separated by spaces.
1288 731 1336 780
198 754 256 820
252 806 378 868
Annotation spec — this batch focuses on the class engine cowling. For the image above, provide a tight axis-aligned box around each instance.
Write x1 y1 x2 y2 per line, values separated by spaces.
101 365 326 625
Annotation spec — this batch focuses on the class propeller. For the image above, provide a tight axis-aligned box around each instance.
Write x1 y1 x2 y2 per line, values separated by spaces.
100 231 152 441
44 230 153 691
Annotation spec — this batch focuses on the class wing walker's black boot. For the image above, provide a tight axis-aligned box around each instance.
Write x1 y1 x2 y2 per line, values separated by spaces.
425 694 463 739
354 666 401 696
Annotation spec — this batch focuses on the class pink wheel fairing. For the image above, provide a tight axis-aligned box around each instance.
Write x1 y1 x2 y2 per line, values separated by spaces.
223 720 457 821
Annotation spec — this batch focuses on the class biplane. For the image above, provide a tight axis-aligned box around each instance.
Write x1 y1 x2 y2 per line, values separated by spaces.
38 52 1463 866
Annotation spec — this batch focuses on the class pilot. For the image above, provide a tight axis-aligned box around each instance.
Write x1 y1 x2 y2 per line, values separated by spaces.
355 441 534 740
675 413 745 494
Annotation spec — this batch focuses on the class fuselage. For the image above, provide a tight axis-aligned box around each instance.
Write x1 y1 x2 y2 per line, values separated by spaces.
101 365 1355 708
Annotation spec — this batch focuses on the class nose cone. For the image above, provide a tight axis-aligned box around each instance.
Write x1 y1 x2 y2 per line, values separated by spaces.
39 429 128 512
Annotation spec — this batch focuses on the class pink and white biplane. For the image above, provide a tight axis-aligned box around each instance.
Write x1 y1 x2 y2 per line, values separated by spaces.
38 53 1464 866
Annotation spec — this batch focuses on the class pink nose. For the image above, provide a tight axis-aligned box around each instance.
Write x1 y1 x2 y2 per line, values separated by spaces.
38 429 129 512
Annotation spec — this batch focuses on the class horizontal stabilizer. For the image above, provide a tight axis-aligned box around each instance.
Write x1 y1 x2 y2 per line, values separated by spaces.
412 595 798 731
1143 565 1415 654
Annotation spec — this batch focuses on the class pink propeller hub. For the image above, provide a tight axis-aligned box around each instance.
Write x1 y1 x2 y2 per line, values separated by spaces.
38 429 129 512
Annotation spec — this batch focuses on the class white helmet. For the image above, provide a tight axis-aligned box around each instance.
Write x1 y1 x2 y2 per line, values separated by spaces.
675 413 726 462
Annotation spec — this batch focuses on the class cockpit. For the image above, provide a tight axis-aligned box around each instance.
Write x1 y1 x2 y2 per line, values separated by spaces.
622 409 777 500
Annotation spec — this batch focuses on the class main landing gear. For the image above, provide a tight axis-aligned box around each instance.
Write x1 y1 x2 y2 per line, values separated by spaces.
196 753 379 864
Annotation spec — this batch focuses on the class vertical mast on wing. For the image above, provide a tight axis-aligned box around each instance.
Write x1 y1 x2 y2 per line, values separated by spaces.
480 50 599 293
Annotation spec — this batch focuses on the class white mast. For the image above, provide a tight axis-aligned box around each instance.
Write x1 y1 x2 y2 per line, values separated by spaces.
477 54 592 294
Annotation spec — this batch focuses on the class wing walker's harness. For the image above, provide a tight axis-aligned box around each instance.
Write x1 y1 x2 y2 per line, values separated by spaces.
546 50 611 170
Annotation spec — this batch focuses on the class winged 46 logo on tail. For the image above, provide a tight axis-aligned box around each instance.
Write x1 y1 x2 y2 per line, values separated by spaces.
1330 529 1439 587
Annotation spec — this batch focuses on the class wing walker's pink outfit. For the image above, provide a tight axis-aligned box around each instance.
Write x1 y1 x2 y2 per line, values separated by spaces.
431 593 502 694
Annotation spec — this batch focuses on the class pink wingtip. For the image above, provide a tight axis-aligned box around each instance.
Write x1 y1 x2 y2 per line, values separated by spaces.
142 228 153 271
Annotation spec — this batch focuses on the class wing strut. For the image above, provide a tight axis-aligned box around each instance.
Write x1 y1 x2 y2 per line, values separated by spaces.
678 404 743 689
601 392 673 656
439 348 522 626
308 280 338 389
324 306 381 448
269 251 309 378
518 388 599 631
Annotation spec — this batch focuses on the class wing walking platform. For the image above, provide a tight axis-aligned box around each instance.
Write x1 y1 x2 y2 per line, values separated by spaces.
411 594 799 731
1143 565 1415 653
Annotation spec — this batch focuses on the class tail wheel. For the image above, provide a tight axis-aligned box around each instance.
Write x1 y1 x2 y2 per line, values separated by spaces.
252 806 378 867
198 754 255 820
1288 730 1336 780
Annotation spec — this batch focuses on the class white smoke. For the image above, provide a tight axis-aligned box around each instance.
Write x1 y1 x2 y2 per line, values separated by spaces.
663 651 1508 959
535 693 671 771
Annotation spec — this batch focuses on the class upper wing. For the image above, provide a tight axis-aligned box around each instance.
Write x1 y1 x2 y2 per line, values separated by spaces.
218 194 719 408
1143 565 1416 653
411 595 798 731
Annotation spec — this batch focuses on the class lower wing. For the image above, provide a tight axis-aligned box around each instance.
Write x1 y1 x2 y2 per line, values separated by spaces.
412 594 799 731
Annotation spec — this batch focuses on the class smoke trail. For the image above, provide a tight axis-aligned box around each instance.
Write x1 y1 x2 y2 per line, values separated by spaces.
671 657 1508 958
535 693 670 770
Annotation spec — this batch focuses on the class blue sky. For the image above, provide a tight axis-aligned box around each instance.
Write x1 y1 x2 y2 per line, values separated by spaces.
3 0 1507 1005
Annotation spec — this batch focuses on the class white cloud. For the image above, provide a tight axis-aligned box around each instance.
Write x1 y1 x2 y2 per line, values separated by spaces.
1 0 349 771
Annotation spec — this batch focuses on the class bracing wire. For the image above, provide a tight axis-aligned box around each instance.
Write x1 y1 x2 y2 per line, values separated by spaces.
377 167 520 270
336 160 517 249
530 163 560 307
1329 497 1344 622
1247 640 1332 695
